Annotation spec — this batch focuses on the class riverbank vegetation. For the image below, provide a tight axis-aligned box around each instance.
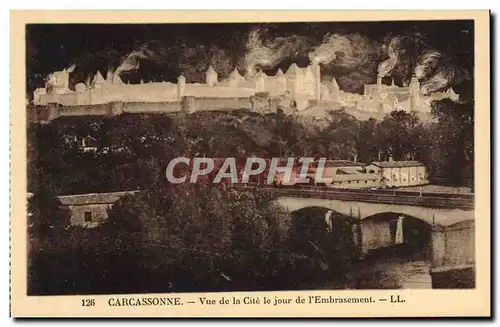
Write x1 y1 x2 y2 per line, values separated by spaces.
27 98 473 294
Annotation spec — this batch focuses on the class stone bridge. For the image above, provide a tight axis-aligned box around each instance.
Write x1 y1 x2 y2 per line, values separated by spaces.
239 185 476 288
276 195 473 227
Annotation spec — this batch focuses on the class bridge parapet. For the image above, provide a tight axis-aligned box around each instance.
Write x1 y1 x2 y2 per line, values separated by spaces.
236 185 474 210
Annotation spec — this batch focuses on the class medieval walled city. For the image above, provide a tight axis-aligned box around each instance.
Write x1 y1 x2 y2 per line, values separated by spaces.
31 58 459 121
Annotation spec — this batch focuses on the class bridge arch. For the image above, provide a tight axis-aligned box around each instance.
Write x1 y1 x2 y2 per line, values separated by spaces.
275 196 474 227
361 212 432 256
289 206 358 229
286 206 362 261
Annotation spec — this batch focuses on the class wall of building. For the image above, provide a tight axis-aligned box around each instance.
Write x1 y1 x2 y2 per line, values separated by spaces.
378 166 427 188
417 166 428 184
67 203 112 227
184 84 257 99
329 179 381 189
365 164 380 174
42 92 77 106
381 167 393 186
263 77 287 96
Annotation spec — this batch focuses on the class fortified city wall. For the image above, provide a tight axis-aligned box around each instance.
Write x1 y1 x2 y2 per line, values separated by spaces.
31 60 460 121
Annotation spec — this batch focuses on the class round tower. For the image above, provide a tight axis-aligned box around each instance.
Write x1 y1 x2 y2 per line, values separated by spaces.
228 67 243 87
177 75 186 101
276 68 286 94
285 63 301 97
205 65 218 86
255 70 266 92
75 83 88 105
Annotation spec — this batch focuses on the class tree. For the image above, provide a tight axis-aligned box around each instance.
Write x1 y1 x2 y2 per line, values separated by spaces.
285 208 358 289
428 99 474 186
377 110 423 161
105 183 284 292
27 191 71 250
320 110 360 160
356 118 380 163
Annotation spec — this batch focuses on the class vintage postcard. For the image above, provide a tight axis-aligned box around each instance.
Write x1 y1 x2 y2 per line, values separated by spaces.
10 10 490 317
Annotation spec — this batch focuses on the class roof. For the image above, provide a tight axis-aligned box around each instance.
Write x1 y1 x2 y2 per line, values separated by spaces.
57 190 139 206
206 65 216 74
285 63 300 75
332 173 382 182
309 160 364 168
368 161 424 168
112 73 124 85
303 66 314 80
331 77 339 89
91 71 106 86
337 167 363 174
229 67 243 79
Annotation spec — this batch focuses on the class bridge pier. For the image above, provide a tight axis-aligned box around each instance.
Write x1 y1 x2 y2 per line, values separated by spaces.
360 218 393 255
274 193 475 288
429 220 475 288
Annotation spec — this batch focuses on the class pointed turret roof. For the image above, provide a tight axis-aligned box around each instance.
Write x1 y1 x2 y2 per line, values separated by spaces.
391 78 396 87
254 69 267 79
286 63 300 75
229 67 243 80
276 68 284 76
91 70 106 87
112 73 124 85
303 65 314 80
331 77 339 89
206 65 217 75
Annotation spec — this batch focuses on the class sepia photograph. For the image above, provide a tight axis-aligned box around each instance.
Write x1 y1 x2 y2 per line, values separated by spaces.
11 10 490 317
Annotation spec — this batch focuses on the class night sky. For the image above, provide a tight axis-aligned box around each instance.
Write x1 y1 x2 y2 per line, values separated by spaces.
26 20 474 98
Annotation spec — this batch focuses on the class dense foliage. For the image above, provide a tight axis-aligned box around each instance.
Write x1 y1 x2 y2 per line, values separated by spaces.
28 183 361 294
27 99 474 294
28 99 474 195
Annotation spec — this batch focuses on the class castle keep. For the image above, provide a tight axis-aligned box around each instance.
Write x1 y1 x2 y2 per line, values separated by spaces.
32 61 460 119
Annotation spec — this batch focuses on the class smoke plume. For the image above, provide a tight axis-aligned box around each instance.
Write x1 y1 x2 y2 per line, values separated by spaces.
413 48 470 94
66 64 76 73
308 33 385 92
414 50 445 80
309 33 381 69
44 27 472 96
377 37 405 77
244 28 310 75
420 65 469 94
113 45 153 78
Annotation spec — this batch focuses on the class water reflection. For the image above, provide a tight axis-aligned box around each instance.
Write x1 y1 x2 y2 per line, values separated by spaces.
329 244 432 289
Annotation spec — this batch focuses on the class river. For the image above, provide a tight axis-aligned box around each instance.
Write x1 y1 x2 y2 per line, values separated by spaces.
327 244 433 289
